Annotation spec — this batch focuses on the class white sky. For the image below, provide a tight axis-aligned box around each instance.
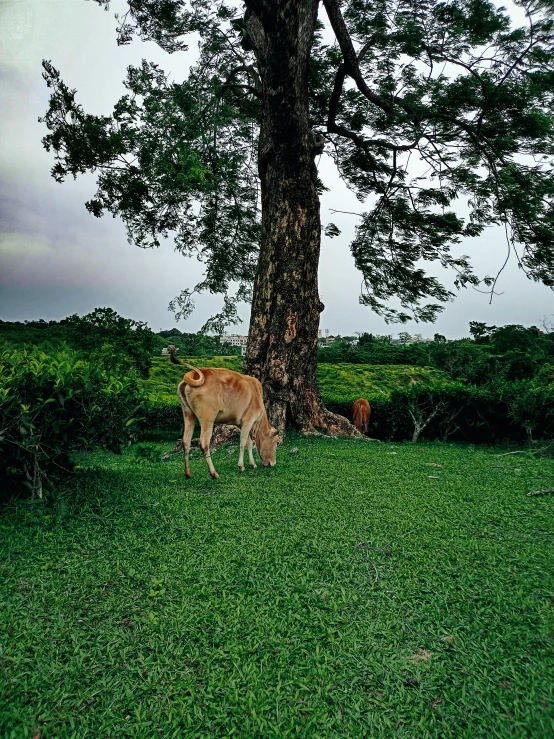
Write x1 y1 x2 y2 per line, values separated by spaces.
0 0 552 338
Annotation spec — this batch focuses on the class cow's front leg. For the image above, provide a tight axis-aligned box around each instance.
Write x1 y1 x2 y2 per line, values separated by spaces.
238 425 251 472
199 420 218 479
247 434 257 469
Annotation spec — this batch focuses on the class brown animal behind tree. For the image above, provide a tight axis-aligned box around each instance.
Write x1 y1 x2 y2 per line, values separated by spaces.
170 347 279 479
352 398 371 435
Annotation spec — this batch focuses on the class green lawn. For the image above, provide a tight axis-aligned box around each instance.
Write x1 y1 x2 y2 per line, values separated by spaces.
1 438 554 738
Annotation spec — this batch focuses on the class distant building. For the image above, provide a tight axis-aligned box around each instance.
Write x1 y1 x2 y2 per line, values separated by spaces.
220 334 248 347
318 332 336 348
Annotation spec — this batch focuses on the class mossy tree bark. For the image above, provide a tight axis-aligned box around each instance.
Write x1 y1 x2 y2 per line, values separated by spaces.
242 0 357 437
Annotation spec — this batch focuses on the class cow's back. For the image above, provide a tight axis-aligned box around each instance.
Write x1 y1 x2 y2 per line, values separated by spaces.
179 368 263 424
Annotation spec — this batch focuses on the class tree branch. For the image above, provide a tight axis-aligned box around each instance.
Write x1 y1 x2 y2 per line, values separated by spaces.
323 0 393 114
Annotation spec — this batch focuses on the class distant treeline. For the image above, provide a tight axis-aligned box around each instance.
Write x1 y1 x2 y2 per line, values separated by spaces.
318 322 554 386
0 308 241 379
3 311 553 386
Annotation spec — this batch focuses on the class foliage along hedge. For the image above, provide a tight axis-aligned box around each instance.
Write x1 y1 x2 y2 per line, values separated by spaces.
316 363 451 406
327 382 554 443
145 357 448 405
145 354 554 443
142 357 454 434
0 344 146 499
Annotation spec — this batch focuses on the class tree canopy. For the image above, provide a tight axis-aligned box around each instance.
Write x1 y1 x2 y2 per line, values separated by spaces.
41 0 554 325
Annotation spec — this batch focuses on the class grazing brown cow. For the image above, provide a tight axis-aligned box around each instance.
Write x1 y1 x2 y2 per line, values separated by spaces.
170 347 278 479
352 398 371 434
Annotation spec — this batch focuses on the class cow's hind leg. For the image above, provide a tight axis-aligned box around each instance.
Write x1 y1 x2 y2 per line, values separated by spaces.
199 419 219 480
183 409 196 479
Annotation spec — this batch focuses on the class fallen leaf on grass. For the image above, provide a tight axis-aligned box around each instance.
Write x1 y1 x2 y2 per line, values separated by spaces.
290 447 299 454
410 649 433 663
426 463 443 467
428 475 439 479
431 698 442 709
442 635 455 643
404 677 419 687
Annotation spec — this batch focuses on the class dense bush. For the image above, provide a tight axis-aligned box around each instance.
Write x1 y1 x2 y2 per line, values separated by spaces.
63 308 157 378
0 308 158 378
327 381 554 444
0 313 240 364
0 344 146 500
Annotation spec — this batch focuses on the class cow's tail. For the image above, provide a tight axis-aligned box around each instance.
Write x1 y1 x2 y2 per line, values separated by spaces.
169 345 205 387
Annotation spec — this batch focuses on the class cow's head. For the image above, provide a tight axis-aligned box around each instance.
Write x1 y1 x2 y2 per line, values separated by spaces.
256 427 279 467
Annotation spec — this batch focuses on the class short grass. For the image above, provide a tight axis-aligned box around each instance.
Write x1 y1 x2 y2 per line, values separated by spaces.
1 439 554 738
144 357 450 406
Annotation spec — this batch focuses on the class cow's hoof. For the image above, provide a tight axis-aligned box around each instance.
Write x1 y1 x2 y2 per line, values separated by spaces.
185 472 192 479
249 463 257 469
238 466 245 473
210 472 219 480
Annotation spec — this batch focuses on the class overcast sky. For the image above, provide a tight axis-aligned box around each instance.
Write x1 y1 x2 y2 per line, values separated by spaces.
1 0 552 338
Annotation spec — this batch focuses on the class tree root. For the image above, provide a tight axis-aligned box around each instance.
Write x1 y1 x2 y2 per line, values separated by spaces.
161 425 240 459
297 404 381 441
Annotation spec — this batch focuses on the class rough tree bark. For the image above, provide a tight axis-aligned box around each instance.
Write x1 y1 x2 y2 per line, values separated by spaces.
242 0 357 437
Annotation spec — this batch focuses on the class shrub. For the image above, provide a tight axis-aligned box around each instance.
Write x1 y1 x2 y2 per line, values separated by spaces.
64 308 157 379
339 383 553 444
495 379 554 442
0 344 146 500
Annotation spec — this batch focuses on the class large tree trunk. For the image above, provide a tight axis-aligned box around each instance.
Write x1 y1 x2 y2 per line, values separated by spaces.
243 1 356 437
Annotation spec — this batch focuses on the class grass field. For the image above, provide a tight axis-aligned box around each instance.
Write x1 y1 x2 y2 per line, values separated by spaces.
144 357 450 406
1 437 554 738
